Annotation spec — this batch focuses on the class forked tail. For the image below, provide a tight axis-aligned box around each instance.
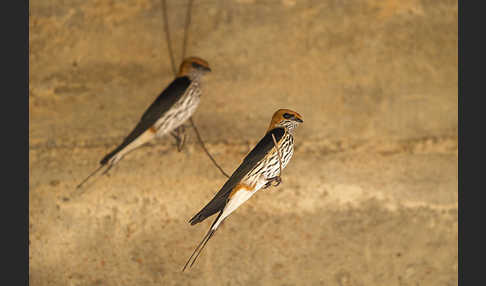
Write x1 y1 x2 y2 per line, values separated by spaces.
182 212 222 271
75 164 105 189
75 161 116 190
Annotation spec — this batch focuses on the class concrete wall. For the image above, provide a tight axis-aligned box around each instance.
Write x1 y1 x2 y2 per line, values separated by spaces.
29 0 458 285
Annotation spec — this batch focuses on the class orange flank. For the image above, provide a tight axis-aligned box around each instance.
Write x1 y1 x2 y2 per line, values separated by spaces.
228 183 254 199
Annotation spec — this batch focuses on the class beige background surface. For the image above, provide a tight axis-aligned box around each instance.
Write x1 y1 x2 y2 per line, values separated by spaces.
29 0 458 285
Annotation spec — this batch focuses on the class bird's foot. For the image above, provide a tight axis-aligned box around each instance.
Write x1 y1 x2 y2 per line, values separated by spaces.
264 176 282 189
171 126 186 152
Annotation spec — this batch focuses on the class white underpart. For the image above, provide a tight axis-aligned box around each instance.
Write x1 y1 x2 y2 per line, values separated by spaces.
211 177 269 231
211 132 296 231
153 82 201 138
211 186 255 230
107 81 202 166
109 129 156 165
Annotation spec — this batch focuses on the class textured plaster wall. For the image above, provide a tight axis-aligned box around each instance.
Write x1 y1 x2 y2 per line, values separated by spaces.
29 0 457 285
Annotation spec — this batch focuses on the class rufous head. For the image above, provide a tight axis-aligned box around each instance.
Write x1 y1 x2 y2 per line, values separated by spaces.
177 57 211 78
267 109 303 132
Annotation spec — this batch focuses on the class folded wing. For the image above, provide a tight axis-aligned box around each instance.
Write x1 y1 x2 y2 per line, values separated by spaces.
100 76 191 165
188 127 286 225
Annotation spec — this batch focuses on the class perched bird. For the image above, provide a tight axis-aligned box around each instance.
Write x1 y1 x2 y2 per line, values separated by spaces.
183 109 303 271
76 57 211 189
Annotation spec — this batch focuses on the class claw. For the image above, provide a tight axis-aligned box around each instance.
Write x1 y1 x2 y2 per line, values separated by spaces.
176 133 186 152
171 126 186 152
272 176 282 187
264 176 282 189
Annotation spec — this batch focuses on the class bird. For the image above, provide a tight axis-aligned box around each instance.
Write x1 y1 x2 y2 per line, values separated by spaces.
76 57 211 189
182 109 303 271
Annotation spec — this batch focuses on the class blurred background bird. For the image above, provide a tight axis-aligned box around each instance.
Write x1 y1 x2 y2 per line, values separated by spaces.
76 57 211 189
183 109 303 271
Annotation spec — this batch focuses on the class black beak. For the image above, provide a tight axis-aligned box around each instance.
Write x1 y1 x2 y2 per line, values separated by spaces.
203 66 211 72
294 117 303 123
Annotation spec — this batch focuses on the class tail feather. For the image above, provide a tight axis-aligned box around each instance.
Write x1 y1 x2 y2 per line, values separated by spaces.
189 207 219 226
75 164 105 189
190 228 216 268
74 158 117 195
188 192 229 225
182 228 215 272
100 145 123 165
76 126 154 192
183 212 222 271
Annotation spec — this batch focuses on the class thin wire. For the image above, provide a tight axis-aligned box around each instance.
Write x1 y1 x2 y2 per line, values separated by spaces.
190 117 230 178
182 0 194 59
160 0 177 76
161 0 230 179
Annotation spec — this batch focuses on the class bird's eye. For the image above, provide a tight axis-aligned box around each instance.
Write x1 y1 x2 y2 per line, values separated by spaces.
283 113 293 119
